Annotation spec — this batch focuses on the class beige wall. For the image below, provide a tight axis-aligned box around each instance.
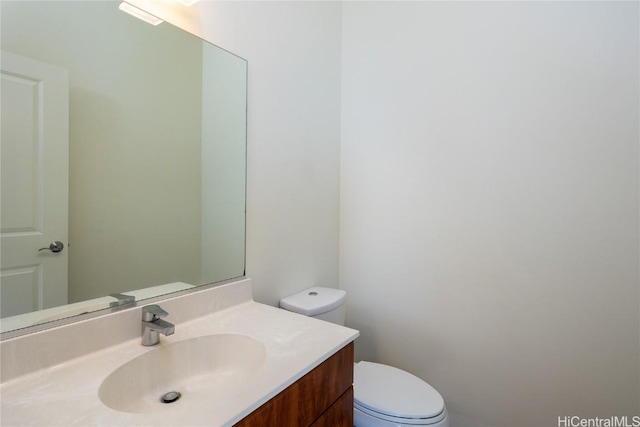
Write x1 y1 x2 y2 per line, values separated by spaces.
2 1 203 302
341 2 639 426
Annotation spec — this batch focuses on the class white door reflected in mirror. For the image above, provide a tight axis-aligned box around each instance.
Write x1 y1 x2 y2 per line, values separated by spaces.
1 51 69 317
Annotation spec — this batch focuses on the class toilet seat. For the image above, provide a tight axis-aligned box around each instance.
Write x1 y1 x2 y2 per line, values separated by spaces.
354 402 447 426
354 361 447 426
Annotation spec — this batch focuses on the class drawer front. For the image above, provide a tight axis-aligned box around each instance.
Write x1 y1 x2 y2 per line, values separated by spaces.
310 387 353 427
235 342 354 427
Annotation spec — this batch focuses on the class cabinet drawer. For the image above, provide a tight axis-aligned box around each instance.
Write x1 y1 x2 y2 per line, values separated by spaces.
235 342 354 427
310 387 353 427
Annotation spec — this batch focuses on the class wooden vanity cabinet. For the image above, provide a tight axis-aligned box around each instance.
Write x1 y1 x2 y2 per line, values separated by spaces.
235 342 354 427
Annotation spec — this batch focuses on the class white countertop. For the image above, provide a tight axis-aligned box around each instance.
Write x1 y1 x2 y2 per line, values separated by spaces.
0 283 358 426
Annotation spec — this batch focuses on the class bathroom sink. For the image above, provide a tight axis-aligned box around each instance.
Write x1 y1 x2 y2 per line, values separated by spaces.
98 334 266 413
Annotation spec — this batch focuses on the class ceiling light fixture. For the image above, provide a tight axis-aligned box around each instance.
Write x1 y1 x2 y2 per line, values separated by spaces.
177 0 200 6
118 2 164 26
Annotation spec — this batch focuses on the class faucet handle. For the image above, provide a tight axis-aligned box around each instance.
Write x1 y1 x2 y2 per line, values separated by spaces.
142 304 169 322
109 293 135 308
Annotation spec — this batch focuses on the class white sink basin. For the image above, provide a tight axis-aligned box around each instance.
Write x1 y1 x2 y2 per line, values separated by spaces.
99 334 266 413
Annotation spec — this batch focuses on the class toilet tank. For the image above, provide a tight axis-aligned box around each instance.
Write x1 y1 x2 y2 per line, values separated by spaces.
280 287 346 325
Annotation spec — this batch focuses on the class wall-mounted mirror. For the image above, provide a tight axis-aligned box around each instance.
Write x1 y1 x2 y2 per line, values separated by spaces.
0 1 247 335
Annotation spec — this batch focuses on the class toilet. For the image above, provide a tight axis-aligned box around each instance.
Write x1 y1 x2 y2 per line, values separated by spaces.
280 287 449 427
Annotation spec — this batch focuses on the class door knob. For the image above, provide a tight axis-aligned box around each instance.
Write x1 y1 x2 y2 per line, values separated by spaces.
38 241 64 253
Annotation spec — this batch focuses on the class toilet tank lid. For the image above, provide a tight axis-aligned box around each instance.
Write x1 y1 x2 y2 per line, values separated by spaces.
280 287 346 316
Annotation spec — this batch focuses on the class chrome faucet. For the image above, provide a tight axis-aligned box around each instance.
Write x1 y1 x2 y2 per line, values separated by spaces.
141 305 175 346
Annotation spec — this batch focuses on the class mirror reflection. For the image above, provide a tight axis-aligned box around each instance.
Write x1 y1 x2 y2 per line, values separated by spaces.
0 1 247 334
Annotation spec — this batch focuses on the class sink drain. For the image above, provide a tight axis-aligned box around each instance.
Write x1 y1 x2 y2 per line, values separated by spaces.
160 391 182 404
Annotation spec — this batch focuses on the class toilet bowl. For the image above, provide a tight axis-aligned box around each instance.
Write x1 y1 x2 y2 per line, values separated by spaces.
280 287 449 427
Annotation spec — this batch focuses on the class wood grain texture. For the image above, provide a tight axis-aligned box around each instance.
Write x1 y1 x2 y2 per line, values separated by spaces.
309 387 353 427
235 342 354 427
